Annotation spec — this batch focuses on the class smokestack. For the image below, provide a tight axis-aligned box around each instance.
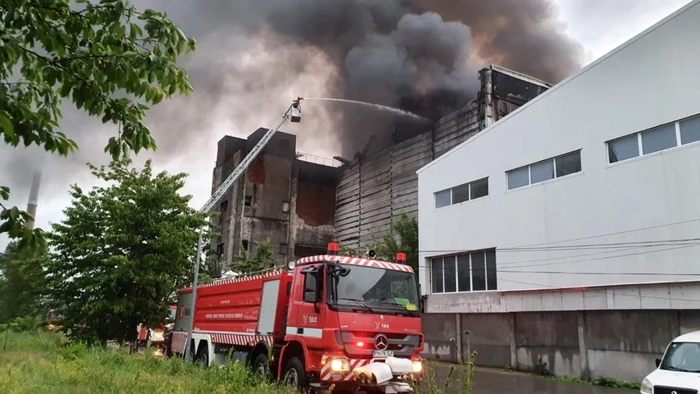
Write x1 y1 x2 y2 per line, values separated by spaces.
26 170 42 230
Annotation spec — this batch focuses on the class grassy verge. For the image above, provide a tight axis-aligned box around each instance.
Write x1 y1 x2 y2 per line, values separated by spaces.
0 330 295 394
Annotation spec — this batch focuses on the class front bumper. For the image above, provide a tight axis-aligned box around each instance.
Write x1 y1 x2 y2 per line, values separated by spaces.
317 356 422 393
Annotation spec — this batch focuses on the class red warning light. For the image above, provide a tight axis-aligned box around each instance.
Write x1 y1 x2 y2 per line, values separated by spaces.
396 252 407 263
327 242 339 255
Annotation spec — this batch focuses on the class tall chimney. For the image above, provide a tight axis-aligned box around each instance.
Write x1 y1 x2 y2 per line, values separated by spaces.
26 170 42 230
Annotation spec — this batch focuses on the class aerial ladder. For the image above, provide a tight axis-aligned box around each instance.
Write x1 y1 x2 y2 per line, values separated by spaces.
184 98 303 359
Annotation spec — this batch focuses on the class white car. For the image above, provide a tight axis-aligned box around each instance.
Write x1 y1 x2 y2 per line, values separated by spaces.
641 331 700 394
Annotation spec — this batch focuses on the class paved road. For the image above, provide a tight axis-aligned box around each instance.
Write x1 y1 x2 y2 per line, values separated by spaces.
431 364 639 394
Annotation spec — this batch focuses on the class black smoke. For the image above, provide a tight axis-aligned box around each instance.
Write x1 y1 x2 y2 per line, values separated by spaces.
1 0 583 196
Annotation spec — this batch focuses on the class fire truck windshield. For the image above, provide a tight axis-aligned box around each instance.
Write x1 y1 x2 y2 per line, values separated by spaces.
328 263 420 316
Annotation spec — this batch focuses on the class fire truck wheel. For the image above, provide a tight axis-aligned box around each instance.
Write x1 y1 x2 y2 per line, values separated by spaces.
252 353 269 377
196 345 209 367
283 356 308 389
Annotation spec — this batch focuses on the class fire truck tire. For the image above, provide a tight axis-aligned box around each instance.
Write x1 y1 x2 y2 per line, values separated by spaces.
252 353 269 377
196 344 209 366
282 356 308 389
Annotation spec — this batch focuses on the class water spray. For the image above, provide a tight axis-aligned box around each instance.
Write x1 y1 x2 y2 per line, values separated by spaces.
302 97 428 122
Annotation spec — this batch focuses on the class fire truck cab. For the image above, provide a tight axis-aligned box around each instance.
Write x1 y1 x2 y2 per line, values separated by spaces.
169 243 424 393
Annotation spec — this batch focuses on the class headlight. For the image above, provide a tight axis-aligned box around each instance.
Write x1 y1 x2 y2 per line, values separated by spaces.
640 378 652 394
412 360 423 374
330 358 350 372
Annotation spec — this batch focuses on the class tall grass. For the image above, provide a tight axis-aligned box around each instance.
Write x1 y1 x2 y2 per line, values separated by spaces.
0 330 296 394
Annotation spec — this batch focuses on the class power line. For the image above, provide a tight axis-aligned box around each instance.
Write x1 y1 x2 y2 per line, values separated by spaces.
499 243 700 269
500 217 700 249
417 237 700 254
498 277 700 304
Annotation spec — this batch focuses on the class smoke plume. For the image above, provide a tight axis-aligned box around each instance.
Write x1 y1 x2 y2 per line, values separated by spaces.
0 0 583 198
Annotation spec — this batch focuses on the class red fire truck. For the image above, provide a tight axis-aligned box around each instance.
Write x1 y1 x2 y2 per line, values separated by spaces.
168 243 424 393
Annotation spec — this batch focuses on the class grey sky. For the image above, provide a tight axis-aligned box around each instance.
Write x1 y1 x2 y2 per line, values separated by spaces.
0 0 693 250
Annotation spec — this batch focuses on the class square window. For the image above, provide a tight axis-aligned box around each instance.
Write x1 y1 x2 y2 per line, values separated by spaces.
507 166 529 190
435 189 451 208
680 116 700 145
530 159 554 184
608 134 640 163
555 151 582 178
431 258 444 293
470 178 488 199
244 195 253 206
452 184 470 204
641 124 676 155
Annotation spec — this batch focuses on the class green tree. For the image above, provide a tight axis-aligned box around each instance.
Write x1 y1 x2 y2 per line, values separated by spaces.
371 212 419 272
0 0 195 249
0 241 48 325
46 159 207 347
235 238 274 274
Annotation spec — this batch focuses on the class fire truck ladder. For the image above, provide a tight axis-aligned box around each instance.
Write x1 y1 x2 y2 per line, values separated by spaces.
184 98 303 360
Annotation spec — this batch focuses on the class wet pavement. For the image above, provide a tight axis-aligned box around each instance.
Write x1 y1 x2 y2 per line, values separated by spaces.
430 364 639 394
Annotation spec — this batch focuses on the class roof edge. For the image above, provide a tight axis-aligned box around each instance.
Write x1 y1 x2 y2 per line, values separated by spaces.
416 0 700 176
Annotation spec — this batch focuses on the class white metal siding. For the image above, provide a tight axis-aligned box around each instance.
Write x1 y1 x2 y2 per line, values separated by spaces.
418 1 700 294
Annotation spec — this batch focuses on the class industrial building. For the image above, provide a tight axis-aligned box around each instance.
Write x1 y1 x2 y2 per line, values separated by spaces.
334 64 551 248
210 128 339 274
416 0 700 382
210 64 551 273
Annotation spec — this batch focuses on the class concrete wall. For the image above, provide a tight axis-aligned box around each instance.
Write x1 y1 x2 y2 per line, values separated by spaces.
422 309 700 382
417 1 700 293
210 131 339 273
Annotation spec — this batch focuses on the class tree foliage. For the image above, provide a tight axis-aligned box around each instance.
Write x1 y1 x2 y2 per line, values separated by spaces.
0 0 195 249
0 241 48 324
46 159 207 345
371 212 418 272
235 238 274 274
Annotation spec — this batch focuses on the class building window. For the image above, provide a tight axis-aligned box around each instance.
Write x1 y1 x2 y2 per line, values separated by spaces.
555 150 582 177
244 195 252 206
434 177 489 209
430 249 497 293
279 243 288 255
241 240 249 251
434 189 451 209
607 114 700 164
216 243 225 259
680 115 700 145
507 149 581 190
641 124 676 154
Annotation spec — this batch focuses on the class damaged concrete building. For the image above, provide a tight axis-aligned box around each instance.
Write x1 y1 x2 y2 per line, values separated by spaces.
210 128 339 274
334 65 552 248
209 64 550 273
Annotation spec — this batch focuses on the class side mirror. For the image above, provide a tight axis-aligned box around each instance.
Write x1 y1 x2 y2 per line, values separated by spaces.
655 358 661 367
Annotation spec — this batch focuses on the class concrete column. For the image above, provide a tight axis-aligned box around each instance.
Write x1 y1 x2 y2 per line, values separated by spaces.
669 310 681 337
508 313 517 369
456 314 463 361
577 311 590 380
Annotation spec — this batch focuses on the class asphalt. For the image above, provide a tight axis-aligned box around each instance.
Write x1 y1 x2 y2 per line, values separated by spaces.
430 364 640 394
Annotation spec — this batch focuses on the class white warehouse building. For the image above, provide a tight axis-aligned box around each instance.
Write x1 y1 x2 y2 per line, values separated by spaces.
417 0 700 314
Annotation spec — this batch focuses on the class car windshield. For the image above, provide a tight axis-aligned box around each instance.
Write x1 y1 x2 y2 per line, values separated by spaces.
328 264 419 315
660 341 700 373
